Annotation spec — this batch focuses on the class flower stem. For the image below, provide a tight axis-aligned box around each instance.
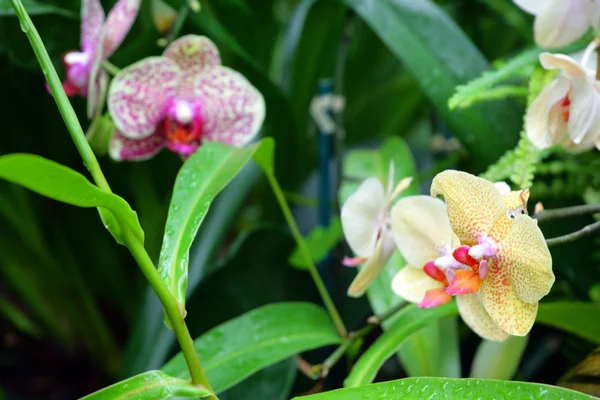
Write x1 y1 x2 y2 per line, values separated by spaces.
102 60 121 76
265 172 347 337
534 204 600 223
9 0 111 192
545 220 600 247
167 2 191 43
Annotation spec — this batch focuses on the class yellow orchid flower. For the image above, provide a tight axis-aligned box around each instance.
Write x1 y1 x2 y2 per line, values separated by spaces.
391 172 555 341
340 163 412 298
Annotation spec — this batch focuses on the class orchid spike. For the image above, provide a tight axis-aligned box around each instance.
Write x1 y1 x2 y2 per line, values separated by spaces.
107 35 266 161
340 163 412 297
58 0 140 119
512 0 594 49
527 53 600 152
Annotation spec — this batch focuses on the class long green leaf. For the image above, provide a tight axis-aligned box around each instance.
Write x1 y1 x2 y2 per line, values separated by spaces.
470 335 528 379
80 370 213 399
536 302 600 343
344 0 522 169
0 154 143 245
294 377 596 399
344 303 459 387
157 139 273 323
161 302 341 394
0 0 77 18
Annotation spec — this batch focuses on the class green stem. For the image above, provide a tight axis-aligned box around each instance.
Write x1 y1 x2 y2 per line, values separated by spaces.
168 3 191 43
545 220 600 247
265 172 347 337
9 0 111 192
534 204 600 223
125 234 216 397
102 60 121 76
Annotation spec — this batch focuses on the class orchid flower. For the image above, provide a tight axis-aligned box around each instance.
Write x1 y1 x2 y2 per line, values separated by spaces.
392 173 554 340
107 35 266 161
60 0 140 117
341 163 412 298
513 0 596 49
527 52 600 152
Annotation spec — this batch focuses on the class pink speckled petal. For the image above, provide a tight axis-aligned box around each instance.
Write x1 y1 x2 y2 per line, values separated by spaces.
164 35 221 86
103 0 141 58
108 57 180 139
194 66 265 147
109 129 166 161
87 27 107 119
81 0 105 52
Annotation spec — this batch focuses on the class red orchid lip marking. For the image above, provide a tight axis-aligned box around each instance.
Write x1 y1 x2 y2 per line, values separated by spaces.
419 288 452 309
452 245 478 267
445 269 481 295
423 260 448 285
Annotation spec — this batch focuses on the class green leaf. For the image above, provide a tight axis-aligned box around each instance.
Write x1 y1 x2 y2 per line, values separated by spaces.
220 358 296 400
294 377 596 399
80 370 213 399
161 302 341 394
0 154 143 245
344 0 522 169
0 295 42 338
344 303 459 387
157 139 273 324
0 0 78 18
536 302 600 343
289 217 343 270
470 335 528 379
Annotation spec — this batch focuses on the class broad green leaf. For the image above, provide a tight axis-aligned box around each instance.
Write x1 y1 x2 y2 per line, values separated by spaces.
345 303 459 387
289 217 343 270
470 335 528 379
220 358 296 400
80 370 213 399
344 0 522 169
294 377 596 399
157 139 274 324
0 0 77 18
536 302 600 343
0 154 143 245
161 302 341 394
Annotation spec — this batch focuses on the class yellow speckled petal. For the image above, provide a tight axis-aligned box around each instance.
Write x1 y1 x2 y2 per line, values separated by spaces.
430 170 503 246
348 228 395 298
456 293 509 341
488 189 530 242
391 266 444 304
496 215 555 304
390 196 456 268
479 259 538 336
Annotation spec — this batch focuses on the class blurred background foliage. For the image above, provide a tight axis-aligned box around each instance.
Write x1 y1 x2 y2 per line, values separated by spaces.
1 0 600 398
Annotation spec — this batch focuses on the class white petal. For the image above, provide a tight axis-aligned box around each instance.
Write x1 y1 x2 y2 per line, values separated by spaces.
391 196 456 268
534 0 591 49
513 0 547 15
540 53 587 78
526 79 567 149
391 266 444 304
341 177 386 257
494 182 511 195
568 78 599 144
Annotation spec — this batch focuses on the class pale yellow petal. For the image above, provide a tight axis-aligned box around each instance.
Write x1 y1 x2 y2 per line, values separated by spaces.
391 266 444 304
488 189 530 242
479 259 538 336
430 170 503 246
347 229 395 298
535 0 591 50
456 293 509 342
540 53 587 77
341 177 385 257
496 215 554 304
390 195 455 268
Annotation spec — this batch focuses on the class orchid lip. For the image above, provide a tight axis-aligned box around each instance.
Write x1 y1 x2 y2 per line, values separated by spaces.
64 50 91 66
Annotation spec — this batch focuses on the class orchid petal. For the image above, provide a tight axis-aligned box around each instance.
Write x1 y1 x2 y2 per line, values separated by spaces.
479 259 538 336
526 78 569 149
341 177 386 257
390 195 459 268
534 0 591 49
347 229 395 298
391 266 445 304
164 35 221 91
103 0 141 58
512 0 546 15
488 189 530 242
186 66 265 146
419 288 452 309
87 27 107 119
540 53 587 78
568 78 599 144
591 0 600 32
430 170 503 246
446 270 481 296
496 215 554 304
109 129 166 161
456 294 509 342
494 181 511 195
108 57 180 139
81 0 105 52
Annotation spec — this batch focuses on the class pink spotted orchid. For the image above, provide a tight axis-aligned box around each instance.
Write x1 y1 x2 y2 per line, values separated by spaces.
513 0 599 49
59 0 140 117
391 171 555 341
340 164 412 297
107 35 266 161
527 52 600 152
